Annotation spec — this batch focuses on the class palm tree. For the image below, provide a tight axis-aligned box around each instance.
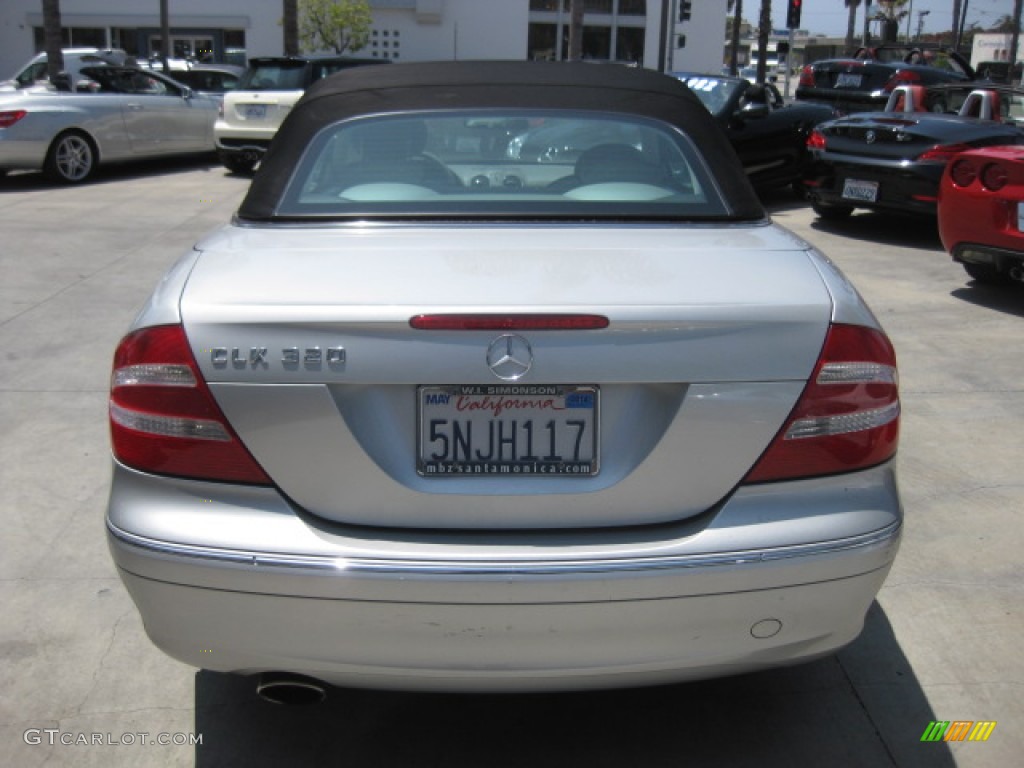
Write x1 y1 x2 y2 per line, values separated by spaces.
755 0 770 83
284 0 299 56
872 0 910 43
845 0 862 53
42 0 63 79
727 0 743 76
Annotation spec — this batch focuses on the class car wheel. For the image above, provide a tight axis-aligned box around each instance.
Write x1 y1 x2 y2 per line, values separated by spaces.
963 262 1011 285
811 200 854 220
220 151 258 175
44 131 96 183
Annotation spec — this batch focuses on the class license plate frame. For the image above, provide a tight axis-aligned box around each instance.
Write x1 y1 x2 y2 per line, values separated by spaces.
417 384 599 477
842 178 879 202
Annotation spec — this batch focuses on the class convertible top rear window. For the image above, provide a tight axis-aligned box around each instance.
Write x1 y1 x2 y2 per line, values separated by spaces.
276 110 730 220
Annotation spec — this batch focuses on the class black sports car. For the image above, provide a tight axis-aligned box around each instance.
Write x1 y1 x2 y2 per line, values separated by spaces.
803 84 1024 219
672 73 837 192
796 44 975 115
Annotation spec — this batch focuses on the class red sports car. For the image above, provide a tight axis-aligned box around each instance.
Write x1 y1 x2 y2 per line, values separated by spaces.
938 144 1024 285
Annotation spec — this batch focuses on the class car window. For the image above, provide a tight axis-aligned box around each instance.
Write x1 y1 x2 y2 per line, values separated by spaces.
239 62 307 90
678 76 744 117
278 110 729 220
16 61 49 87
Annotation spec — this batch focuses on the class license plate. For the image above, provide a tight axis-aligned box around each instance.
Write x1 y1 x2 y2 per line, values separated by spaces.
242 104 267 119
418 385 599 477
835 73 863 88
842 178 878 202
1018 202 1024 232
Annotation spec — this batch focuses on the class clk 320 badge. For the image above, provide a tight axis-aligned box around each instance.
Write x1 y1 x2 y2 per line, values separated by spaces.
209 346 346 368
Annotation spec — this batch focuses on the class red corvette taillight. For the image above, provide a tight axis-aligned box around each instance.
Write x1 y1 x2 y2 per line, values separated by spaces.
0 110 27 128
743 324 899 484
949 157 978 187
110 325 272 485
980 162 1008 191
798 65 815 88
806 130 827 151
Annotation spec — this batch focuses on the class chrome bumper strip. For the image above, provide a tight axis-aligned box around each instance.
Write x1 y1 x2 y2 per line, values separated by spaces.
107 520 901 576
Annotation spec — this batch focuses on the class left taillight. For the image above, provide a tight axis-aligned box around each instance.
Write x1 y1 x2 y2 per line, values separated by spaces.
0 110 28 128
743 323 899 484
110 324 272 485
806 130 827 151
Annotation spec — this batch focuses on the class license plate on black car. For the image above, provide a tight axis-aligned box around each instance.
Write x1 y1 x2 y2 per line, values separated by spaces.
835 73 863 88
842 178 879 202
418 385 599 477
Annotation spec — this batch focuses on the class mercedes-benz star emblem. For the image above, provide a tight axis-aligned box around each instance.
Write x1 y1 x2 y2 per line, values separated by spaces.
486 334 533 381
865 130 876 144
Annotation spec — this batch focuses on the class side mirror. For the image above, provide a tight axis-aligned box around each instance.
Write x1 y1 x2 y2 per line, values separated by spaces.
180 85 194 100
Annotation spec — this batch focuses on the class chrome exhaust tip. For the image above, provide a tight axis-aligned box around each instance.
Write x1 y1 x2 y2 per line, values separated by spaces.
256 672 328 706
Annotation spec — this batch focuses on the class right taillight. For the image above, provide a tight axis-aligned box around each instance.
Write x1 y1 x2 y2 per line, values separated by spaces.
979 162 1008 191
798 65 815 88
744 323 899 484
806 130 827 151
110 324 271 485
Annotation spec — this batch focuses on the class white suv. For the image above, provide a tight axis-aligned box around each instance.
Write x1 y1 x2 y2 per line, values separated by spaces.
1 48 131 91
214 55 383 174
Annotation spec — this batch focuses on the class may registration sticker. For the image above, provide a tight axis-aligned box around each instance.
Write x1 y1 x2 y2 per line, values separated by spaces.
417 385 599 477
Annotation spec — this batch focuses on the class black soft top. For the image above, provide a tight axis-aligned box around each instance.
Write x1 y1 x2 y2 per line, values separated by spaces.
239 60 763 221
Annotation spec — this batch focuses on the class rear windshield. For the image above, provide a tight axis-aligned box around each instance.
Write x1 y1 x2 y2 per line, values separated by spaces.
239 61 307 90
276 110 730 220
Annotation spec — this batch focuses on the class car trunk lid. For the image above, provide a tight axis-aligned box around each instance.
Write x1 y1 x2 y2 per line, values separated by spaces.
178 224 835 529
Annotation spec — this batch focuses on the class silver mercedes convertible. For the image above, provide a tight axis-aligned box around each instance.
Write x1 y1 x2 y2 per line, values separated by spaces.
106 61 902 698
0 65 216 183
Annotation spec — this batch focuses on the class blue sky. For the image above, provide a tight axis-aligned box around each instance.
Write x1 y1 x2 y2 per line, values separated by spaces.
766 0 1014 37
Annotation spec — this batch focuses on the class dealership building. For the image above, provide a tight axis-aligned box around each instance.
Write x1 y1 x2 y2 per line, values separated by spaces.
1 0 727 79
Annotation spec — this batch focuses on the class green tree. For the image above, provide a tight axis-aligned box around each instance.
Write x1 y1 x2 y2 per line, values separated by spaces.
298 0 372 55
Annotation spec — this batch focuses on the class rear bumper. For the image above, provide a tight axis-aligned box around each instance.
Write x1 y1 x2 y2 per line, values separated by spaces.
805 154 944 216
107 461 902 692
952 242 1024 272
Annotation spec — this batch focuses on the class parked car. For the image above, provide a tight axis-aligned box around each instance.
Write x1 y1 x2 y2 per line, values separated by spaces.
169 63 245 108
0 65 218 183
0 48 134 92
107 60 902 697
803 84 1024 219
214 54 384 174
673 73 837 192
938 144 1024 285
796 44 975 114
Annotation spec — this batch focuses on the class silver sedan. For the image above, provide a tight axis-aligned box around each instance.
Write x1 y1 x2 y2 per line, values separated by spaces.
106 61 902 698
0 66 216 183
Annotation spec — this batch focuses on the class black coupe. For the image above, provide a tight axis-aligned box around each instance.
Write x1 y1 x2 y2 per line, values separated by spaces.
803 84 1024 219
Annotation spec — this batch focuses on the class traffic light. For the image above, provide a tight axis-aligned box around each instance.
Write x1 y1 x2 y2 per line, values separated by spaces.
786 0 802 29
